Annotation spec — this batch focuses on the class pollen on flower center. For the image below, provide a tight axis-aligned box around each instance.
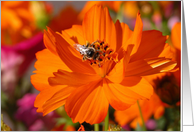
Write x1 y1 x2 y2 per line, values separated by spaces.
74 40 118 67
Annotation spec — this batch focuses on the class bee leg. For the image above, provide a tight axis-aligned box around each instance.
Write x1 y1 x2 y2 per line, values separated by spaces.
96 50 103 53
90 40 98 47
85 41 90 47
82 56 87 61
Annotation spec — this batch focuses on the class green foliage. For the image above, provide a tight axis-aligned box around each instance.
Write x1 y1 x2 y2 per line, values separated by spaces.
156 116 166 130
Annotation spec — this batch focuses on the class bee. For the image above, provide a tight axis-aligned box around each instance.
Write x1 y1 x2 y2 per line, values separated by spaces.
74 41 103 61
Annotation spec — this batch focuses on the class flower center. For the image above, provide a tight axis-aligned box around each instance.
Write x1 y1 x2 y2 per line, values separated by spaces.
74 40 118 67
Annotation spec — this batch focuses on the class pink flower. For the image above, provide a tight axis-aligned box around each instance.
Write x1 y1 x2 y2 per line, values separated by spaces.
146 119 157 130
168 16 180 30
1 32 44 95
15 93 58 131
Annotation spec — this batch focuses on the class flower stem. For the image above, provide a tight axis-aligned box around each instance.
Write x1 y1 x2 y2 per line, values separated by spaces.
94 124 99 131
104 109 109 131
137 100 147 131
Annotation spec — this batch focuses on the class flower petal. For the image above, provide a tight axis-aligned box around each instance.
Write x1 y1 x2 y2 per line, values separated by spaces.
171 22 181 50
54 32 96 74
159 43 174 58
34 86 64 113
130 30 168 62
114 103 141 126
124 44 135 66
58 30 82 58
82 5 117 51
43 27 58 55
31 49 71 91
62 25 85 45
115 20 133 51
125 57 177 76
115 93 162 128
154 106 164 119
42 86 76 116
1 8 22 30
48 69 101 87
107 59 124 83
126 12 143 54
120 76 153 99
2 1 25 7
103 78 146 111
78 1 103 20
65 80 109 124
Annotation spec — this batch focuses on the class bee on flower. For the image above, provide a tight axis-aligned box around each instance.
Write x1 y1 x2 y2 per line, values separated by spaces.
31 5 177 125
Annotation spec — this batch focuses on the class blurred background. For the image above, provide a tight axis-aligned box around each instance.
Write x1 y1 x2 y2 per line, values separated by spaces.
1 1 181 131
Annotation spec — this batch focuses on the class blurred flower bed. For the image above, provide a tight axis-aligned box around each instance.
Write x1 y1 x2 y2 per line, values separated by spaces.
1 1 181 131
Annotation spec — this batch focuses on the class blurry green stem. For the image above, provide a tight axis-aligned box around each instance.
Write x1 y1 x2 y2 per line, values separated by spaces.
94 124 99 131
137 100 147 131
104 109 109 131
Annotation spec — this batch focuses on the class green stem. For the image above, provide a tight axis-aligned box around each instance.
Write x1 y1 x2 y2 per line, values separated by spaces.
137 100 147 131
94 124 99 131
104 109 109 131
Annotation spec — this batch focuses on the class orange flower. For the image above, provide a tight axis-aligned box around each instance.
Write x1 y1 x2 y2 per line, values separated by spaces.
1 1 51 45
114 93 165 128
1 1 36 45
31 5 177 124
145 22 181 105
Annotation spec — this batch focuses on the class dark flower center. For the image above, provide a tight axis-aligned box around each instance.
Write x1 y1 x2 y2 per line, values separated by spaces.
74 40 118 67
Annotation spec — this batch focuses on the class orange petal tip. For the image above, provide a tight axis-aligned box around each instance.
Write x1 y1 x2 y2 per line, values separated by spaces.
78 125 85 131
166 35 169 40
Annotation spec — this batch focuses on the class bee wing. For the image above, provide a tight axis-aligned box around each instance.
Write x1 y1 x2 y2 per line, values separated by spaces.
73 44 87 55
73 43 82 51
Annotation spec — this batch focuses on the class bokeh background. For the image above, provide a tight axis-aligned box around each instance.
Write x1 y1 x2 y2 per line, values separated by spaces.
1 1 181 131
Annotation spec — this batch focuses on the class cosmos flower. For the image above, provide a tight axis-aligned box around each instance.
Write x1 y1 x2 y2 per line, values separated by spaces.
31 5 177 124
114 93 165 129
1 1 51 45
1 1 36 45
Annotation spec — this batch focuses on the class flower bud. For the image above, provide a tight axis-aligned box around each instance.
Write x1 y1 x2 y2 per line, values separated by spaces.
153 73 180 105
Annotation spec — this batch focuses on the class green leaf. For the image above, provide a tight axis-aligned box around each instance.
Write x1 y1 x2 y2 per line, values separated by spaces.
156 116 166 130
